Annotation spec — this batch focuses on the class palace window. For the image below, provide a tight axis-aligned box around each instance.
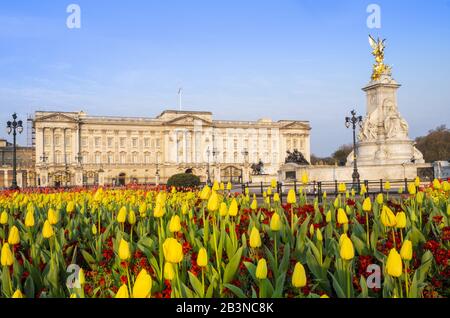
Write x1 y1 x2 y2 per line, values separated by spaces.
156 139 160 148
132 152 139 164
120 152 126 164
95 137 101 148
81 137 87 147
95 152 102 164
81 152 88 164
107 137 114 148
55 135 61 147
65 152 72 164
144 152 151 164
144 138 150 148
120 137 126 148
65 134 71 147
234 139 238 149
107 152 114 164
233 152 238 163
55 151 62 164
222 152 227 163
132 138 138 148
272 153 278 163
44 134 51 146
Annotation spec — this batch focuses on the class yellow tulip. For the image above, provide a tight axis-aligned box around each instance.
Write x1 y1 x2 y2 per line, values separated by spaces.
1 243 14 266
219 202 228 217
250 197 258 211
128 210 136 225
270 213 282 232
12 290 24 298
323 191 327 199
226 182 232 191
115 284 129 298
273 193 280 202
337 208 348 225
0 211 8 225
8 226 20 245
197 247 208 268
376 193 383 205
255 258 268 280
133 269 152 298
398 186 404 194
301 172 309 185
287 189 296 204
207 191 219 212
326 210 332 223
292 262 307 288
66 201 75 214
139 202 147 216
407 183 416 195
400 240 412 261
78 268 85 285
414 177 420 187
360 184 367 195
118 239 130 260
267 187 272 195
164 262 175 280
181 203 189 215
169 215 181 233
386 248 402 277
200 185 211 200
362 197 372 212
271 179 277 188
395 212 407 229
163 238 183 264
447 204 450 216
153 204 166 218
92 224 98 235
333 196 340 208
25 210 35 227
309 224 315 237
339 236 354 261
380 206 396 227
416 192 424 205
384 181 391 191
228 199 238 217
42 220 54 239
212 181 220 191
117 206 127 223
320 294 330 298
249 227 261 248
316 228 323 242
47 208 59 225
338 183 346 193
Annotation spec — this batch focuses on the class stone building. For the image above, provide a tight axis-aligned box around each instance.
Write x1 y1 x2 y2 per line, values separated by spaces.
31 110 311 187
0 139 35 189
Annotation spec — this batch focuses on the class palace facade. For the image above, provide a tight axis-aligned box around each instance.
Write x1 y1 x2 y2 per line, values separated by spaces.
32 110 310 187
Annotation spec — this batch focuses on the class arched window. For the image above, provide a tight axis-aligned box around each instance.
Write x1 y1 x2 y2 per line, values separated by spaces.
55 151 62 164
107 152 114 164
132 152 139 164
95 152 102 164
144 152 151 164
120 152 127 164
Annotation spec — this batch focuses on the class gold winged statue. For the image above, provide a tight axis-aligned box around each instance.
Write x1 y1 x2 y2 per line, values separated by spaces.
369 35 392 81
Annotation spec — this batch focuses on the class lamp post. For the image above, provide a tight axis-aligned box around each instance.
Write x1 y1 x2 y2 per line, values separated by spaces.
241 148 249 183
345 110 363 191
6 113 23 190
155 153 160 185
206 147 211 185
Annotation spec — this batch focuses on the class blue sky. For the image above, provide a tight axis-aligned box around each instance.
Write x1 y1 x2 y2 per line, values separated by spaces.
1 0 449 156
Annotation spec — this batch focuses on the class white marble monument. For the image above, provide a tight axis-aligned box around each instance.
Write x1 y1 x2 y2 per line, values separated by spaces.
347 36 424 167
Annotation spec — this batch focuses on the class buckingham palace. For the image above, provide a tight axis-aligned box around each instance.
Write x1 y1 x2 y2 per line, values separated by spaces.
31 110 311 187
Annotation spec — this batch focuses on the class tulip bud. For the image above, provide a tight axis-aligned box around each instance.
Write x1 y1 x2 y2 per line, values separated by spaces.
301 172 309 185
12 290 24 298
219 202 228 217
386 248 402 277
360 184 367 195
25 210 35 227
200 185 211 200
323 191 327 199
220 182 225 191
207 191 220 212
78 268 85 285
316 228 323 242
255 258 268 280
447 204 450 216
339 236 354 261
115 284 129 298
287 189 296 204
267 187 272 195
362 197 372 212
249 227 261 248
133 269 152 298
118 239 130 260
48 208 59 225
164 262 175 280
400 240 412 261
250 195 258 211
271 179 277 189
0 211 8 225
273 193 280 202
414 177 420 187
320 294 330 298
395 212 407 229
416 192 424 205
92 224 98 235
337 208 348 225
333 196 340 209
309 224 315 237
338 183 346 193
345 191 350 199
407 183 416 195
66 201 75 214
197 247 208 268
228 199 238 217
128 210 136 225
163 238 183 264
384 181 391 191
117 206 127 223
181 203 189 215
1 243 14 266
169 215 181 233
43 220 54 239
8 226 20 245
292 262 307 288
270 213 282 232
398 186 404 194
212 181 220 191
380 206 397 227
325 210 332 223
376 193 383 205
139 203 147 217
153 204 166 218
226 182 232 191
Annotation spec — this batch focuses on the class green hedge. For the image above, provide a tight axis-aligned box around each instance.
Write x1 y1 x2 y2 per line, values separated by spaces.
167 173 201 188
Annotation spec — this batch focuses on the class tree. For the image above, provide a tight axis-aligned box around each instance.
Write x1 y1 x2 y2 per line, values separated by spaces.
331 144 353 166
415 125 450 163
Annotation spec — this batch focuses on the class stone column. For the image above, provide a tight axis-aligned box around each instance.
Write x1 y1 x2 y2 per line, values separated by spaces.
4 170 8 188
51 128 55 164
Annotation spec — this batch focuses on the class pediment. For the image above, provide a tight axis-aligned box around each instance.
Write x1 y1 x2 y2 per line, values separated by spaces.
164 115 211 126
281 122 311 130
37 113 78 123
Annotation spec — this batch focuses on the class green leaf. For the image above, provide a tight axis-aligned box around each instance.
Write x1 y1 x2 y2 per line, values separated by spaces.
223 247 243 284
81 249 97 270
223 283 247 298
188 271 203 298
24 275 35 298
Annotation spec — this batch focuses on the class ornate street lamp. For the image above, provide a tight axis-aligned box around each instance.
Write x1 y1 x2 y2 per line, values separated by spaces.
6 113 23 190
206 147 211 185
345 110 363 191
